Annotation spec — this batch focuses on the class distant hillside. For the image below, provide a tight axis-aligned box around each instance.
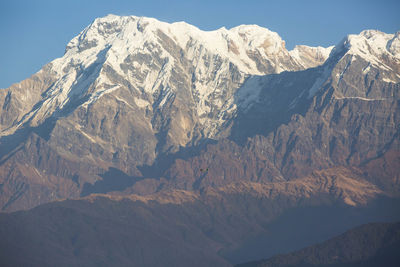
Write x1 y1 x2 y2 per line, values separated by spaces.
237 221 400 267
1 190 400 266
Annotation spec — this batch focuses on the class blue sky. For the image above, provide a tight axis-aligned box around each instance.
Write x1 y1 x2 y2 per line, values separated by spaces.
0 0 399 89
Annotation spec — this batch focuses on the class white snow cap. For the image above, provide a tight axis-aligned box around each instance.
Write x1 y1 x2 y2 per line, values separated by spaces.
61 14 293 75
229 24 286 53
18 14 339 129
307 29 400 98
332 30 400 62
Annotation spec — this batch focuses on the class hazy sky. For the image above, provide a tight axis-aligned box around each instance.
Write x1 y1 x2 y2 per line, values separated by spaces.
0 0 399 89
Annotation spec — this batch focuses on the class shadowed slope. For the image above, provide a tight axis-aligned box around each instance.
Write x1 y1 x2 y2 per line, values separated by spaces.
236 222 400 267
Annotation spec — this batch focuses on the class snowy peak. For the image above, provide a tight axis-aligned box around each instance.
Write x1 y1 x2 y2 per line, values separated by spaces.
62 14 326 76
289 45 334 69
1 14 335 139
2 15 400 217
306 29 400 99
65 14 132 53
330 29 400 70
229 24 286 53
43 15 332 119
346 30 400 58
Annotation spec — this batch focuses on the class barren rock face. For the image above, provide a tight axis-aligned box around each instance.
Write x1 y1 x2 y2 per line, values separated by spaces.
0 14 400 267
0 15 399 213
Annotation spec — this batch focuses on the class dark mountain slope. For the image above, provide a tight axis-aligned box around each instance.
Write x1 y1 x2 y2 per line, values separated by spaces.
1 185 400 267
237 221 400 267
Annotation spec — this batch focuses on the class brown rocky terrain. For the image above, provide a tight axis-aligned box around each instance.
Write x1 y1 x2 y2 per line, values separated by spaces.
0 15 399 266
0 15 338 212
1 179 400 267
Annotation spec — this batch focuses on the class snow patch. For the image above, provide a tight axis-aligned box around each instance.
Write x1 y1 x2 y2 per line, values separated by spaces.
114 96 135 109
334 96 386 101
337 55 353 85
289 90 306 110
82 85 120 108
73 123 97 143
382 77 398 83
134 97 150 108
236 76 264 111
362 63 371 73
308 65 332 98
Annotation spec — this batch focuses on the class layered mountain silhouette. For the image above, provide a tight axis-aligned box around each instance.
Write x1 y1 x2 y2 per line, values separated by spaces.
1 190 400 266
0 14 399 266
237 221 400 267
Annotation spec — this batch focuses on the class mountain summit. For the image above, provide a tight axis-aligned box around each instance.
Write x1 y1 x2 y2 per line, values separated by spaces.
0 15 398 214
0 14 331 138
0 14 399 267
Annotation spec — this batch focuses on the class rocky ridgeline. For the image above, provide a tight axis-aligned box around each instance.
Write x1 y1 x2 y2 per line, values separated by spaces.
0 15 399 213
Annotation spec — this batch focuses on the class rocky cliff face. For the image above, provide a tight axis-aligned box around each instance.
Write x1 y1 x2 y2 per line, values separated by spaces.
0 14 399 267
0 14 334 211
0 15 398 214
159 30 400 193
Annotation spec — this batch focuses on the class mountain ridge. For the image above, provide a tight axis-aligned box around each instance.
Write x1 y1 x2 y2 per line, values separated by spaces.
1 14 332 137
236 221 400 267
0 14 399 216
1 185 400 266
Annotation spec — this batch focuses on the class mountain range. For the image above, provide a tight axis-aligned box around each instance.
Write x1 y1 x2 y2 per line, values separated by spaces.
0 14 399 266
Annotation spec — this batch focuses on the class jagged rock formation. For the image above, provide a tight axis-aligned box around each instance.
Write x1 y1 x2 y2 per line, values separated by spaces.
159 29 400 193
0 14 335 211
0 17 399 265
0 15 398 217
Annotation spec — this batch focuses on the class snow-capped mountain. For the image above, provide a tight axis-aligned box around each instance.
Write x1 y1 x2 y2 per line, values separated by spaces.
0 14 399 214
309 29 400 99
0 14 330 138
